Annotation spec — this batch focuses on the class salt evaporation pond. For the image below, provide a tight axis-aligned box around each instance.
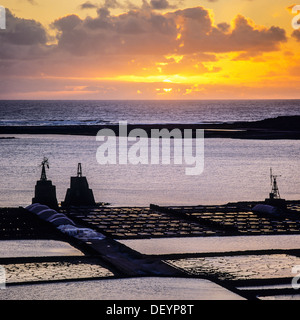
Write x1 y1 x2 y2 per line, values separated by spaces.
117 235 300 255
0 240 83 257
0 277 245 300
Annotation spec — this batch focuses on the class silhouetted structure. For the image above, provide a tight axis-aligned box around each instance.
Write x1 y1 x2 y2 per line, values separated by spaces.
32 157 59 210
62 163 96 207
265 168 286 209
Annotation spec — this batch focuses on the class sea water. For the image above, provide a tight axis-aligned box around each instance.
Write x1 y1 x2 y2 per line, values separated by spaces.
0 99 299 207
0 100 300 126
0 134 299 207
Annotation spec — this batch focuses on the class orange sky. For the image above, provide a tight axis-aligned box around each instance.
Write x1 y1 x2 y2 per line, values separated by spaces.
0 0 300 99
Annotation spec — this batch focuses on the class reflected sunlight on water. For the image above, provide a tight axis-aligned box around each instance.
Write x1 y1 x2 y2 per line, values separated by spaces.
0 135 299 207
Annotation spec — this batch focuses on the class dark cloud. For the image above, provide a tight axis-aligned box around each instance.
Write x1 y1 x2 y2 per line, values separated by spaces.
150 0 176 10
229 15 286 51
52 14 82 31
3 5 286 59
292 29 300 41
103 0 121 9
217 22 230 33
1 9 47 46
171 10 286 54
52 8 177 55
0 6 288 79
79 1 98 10
0 9 48 62
11 5 283 63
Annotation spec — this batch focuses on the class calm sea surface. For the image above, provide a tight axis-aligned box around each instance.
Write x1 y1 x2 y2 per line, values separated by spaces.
0 134 299 207
0 100 300 126
0 100 299 207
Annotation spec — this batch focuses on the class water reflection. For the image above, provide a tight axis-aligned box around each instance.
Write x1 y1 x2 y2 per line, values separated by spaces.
0 277 245 300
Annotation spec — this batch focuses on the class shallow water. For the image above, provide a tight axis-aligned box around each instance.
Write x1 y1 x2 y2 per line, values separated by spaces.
167 254 300 280
0 240 83 257
259 295 300 300
4 260 114 284
118 234 300 255
0 277 245 300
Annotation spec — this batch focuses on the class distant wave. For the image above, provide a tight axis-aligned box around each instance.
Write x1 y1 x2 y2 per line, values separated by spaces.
0 100 300 127
0 119 112 126
2 116 298 127
1 115 299 127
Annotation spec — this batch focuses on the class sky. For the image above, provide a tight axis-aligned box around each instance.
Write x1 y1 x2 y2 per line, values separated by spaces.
0 0 300 99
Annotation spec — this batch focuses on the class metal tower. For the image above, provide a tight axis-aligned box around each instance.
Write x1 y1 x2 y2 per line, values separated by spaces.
269 168 281 199
40 157 49 181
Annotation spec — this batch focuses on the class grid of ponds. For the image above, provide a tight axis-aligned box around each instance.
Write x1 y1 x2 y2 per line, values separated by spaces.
65 202 300 239
2 203 300 300
66 207 225 239
166 203 300 235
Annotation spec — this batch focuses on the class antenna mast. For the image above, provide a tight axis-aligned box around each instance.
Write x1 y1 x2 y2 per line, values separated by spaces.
77 163 82 177
269 168 281 199
40 157 49 181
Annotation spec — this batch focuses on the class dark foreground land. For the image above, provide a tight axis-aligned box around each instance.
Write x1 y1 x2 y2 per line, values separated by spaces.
1 116 300 139
2 200 300 300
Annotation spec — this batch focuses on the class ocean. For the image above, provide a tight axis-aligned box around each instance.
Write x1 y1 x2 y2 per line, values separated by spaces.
0 99 300 207
1 99 300 126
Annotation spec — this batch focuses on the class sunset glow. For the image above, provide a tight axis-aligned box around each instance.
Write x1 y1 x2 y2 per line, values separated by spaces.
1 0 300 99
